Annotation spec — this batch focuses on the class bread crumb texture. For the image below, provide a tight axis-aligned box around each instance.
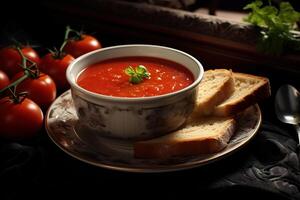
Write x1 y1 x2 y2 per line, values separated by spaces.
197 70 231 101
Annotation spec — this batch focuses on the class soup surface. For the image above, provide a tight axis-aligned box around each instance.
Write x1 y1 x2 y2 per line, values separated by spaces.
77 57 194 97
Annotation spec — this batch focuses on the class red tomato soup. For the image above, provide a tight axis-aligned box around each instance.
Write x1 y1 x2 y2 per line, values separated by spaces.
77 57 194 97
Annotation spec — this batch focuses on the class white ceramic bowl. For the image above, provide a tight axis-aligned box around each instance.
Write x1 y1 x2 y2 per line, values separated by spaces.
67 44 204 140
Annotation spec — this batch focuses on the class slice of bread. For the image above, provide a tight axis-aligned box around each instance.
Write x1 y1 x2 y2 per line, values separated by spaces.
134 117 236 159
193 69 235 116
134 70 270 159
212 72 271 117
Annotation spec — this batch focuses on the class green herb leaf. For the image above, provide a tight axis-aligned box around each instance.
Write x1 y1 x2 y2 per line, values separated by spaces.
125 66 136 76
136 65 150 78
243 0 263 10
243 0 300 55
130 75 142 84
279 2 300 28
124 65 150 84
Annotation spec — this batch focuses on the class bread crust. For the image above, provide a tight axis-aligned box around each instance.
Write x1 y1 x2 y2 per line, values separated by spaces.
194 69 235 116
212 73 271 117
134 118 236 159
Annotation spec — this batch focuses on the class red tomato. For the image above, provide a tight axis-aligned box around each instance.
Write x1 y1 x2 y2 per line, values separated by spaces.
0 70 10 89
63 34 101 58
39 53 74 91
12 72 56 110
0 97 43 139
0 46 41 78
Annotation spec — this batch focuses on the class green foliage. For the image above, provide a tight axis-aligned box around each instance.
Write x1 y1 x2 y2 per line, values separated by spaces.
243 0 300 54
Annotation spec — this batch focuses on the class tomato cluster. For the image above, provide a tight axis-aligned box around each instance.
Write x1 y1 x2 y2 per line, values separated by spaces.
0 26 102 140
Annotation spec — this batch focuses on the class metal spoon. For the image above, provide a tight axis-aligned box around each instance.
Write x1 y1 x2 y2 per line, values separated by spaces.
275 84 300 146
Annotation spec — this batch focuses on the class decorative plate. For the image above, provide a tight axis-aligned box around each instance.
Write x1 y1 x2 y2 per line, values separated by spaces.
46 90 261 173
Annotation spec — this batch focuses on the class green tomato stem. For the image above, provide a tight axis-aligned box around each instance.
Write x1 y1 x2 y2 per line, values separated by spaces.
16 47 27 69
0 46 39 103
16 47 40 78
59 26 72 54
58 25 83 56
0 74 28 94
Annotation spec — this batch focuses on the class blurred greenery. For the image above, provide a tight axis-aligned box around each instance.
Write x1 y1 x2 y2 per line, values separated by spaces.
244 0 300 55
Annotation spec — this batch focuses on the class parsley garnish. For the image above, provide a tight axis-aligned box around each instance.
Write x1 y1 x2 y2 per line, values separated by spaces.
124 65 150 84
243 0 300 54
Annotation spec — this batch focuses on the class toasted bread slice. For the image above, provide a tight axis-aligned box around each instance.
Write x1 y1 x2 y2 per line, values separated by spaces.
134 117 236 159
193 69 235 116
212 73 271 117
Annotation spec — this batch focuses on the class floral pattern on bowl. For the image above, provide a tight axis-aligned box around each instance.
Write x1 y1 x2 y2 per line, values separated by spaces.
72 89 196 140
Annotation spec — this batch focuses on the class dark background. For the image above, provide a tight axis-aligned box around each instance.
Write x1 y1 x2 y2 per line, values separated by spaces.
1 0 300 49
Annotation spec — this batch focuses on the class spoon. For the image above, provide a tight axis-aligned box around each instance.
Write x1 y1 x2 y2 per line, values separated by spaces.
275 84 300 146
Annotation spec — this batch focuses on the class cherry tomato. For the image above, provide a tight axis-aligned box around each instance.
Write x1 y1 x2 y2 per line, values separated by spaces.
39 53 74 91
64 34 101 58
0 46 41 78
0 97 43 139
0 70 10 89
12 72 56 110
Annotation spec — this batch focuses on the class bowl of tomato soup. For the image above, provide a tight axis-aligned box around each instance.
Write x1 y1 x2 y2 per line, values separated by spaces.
67 44 204 140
